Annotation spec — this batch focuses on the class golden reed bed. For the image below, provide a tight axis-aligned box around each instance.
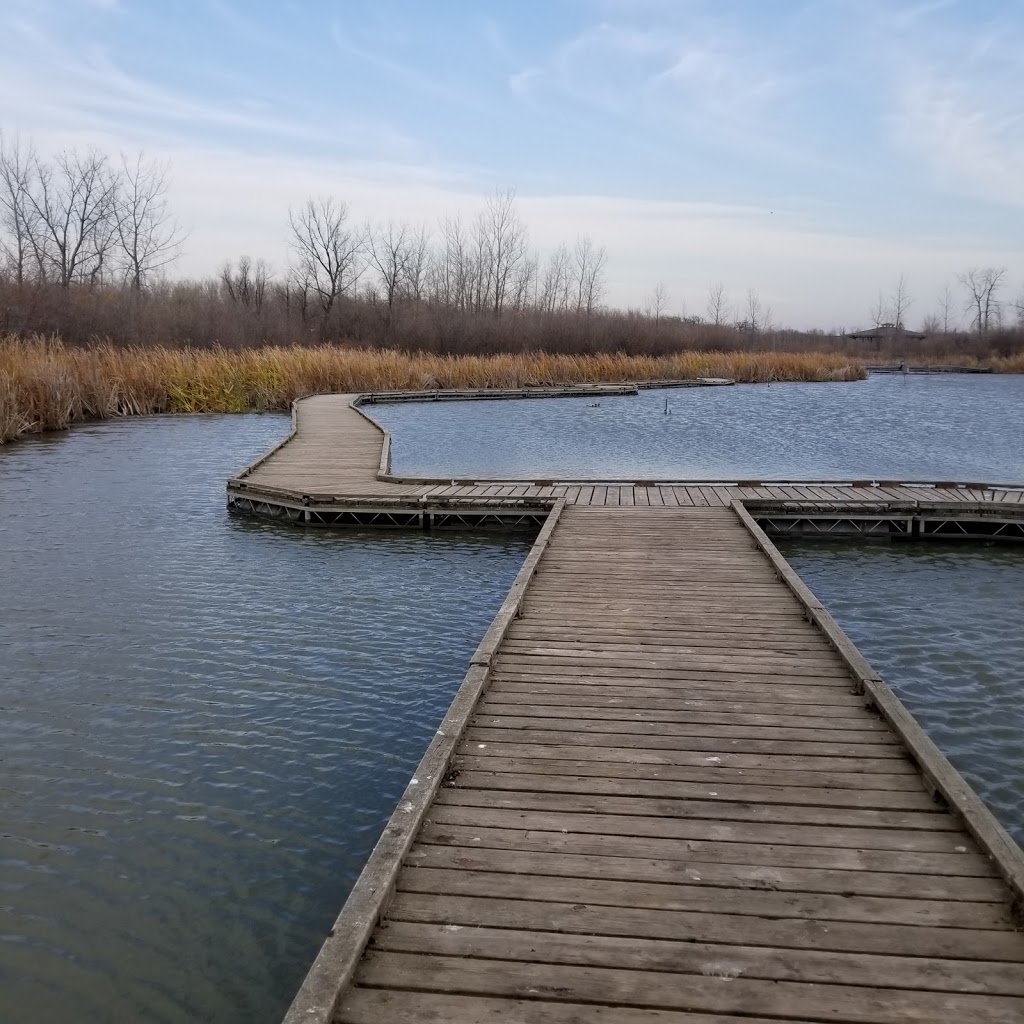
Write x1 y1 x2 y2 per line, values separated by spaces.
1 334 868 443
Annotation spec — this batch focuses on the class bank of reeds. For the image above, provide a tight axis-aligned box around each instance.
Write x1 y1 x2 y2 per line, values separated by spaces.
0 335 865 443
993 353 1024 373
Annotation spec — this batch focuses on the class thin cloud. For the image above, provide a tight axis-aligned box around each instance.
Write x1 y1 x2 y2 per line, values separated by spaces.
869 3 1024 206
0 13 421 159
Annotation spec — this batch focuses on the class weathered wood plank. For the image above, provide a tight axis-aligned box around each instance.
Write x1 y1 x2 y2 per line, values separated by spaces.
370 921 1024 994
353 950 1024 1022
386 893 1024 960
412 829 1004 899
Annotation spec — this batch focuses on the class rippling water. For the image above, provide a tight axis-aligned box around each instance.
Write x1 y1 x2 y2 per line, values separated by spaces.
779 542 1024 844
4 397 1024 1024
0 415 532 1024
370 373 1024 481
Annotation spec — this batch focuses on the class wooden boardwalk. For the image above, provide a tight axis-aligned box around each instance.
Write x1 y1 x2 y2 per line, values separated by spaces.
226 393 1024 1024
231 393 1024 508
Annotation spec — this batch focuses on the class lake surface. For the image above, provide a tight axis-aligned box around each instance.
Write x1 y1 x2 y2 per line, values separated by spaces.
780 541 1024 845
370 373 1024 481
3 388 1024 1024
0 416 532 1024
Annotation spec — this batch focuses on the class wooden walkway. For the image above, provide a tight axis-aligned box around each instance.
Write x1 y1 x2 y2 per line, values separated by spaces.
231 393 1024 508
226 392 1024 1024
328 506 1024 1024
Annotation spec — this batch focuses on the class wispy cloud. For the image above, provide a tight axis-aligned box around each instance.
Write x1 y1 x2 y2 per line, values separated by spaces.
507 14 821 166
0 10 421 160
895 70 1024 205
329 20 481 110
866 2 1024 206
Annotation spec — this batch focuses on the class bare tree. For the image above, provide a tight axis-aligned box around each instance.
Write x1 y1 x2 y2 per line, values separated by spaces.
402 224 431 302
26 147 118 287
113 152 186 290
572 235 606 315
510 251 538 311
742 288 765 333
539 243 572 313
867 276 912 329
476 187 528 315
648 281 669 324
365 220 413 325
429 215 470 309
890 274 912 328
288 197 362 320
937 282 957 334
0 133 37 285
1013 287 1024 330
221 255 269 310
958 266 1006 336
868 290 887 328
706 282 730 326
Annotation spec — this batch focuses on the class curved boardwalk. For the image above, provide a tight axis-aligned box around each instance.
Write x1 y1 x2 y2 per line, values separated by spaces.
227 392 1024 1024
232 393 1024 508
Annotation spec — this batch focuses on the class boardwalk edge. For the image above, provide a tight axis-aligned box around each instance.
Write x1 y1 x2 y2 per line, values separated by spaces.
732 498 1024 916
281 497 565 1024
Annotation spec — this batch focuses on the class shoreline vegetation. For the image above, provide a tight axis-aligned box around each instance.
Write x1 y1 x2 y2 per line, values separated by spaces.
2 140 1023 450
0 336 867 444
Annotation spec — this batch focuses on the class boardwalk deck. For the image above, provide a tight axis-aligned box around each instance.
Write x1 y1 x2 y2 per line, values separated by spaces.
225 392 1024 1024
329 507 1024 1024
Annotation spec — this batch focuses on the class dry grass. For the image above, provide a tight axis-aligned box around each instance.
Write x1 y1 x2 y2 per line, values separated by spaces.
993 353 1024 373
0 335 866 443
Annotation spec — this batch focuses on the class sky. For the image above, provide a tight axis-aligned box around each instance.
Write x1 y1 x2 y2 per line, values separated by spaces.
1 0 1023 329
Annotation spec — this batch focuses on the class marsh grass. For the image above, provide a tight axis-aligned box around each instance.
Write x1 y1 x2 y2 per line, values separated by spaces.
0 335 865 443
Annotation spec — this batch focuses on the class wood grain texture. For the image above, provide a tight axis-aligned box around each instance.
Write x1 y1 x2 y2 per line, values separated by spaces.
332 505 1024 1023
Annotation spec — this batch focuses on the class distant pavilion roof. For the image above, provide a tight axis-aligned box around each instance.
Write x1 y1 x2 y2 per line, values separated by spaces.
846 322 927 341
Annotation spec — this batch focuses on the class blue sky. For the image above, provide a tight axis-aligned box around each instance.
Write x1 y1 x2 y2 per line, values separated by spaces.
2 0 1023 328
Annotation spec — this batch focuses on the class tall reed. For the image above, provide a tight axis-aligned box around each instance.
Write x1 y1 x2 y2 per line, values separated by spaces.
0 335 866 443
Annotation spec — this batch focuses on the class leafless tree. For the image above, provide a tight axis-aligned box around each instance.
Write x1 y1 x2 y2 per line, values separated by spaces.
221 255 269 310
510 252 538 311
429 215 470 309
288 197 362 320
476 187 528 315
936 282 958 334
706 282 730 326
539 243 572 313
1013 287 1024 330
742 288 765 333
0 133 37 285
648 281 669 324
572 235 606 315
26 147 118 287
113 152 186 290
402 224 431 302
958 266 1006 336
868 290 887 328
890 274 912 328
365 220 414 324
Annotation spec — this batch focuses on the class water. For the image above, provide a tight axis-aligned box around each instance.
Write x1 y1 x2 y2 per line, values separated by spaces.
370 374 1024 481
3 391 1024 1023
779 542 1024 845
0 416 532 1024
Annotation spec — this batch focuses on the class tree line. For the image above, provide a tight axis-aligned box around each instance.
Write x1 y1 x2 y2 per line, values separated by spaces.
0 135 184 291
865 269 1019 338
0 134 607 331
2 132 1023 360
